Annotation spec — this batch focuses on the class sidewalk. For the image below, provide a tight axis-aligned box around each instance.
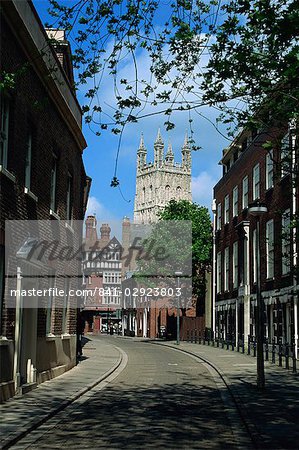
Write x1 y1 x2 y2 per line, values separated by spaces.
154 340 299 449
0 336 122 449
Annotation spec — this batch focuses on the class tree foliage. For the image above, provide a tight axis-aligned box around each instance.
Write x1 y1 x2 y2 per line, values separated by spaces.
158 200 212 304
47 0 298 138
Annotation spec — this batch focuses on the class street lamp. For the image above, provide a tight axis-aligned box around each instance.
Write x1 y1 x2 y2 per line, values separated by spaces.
175 271 182 345
248 201 268 390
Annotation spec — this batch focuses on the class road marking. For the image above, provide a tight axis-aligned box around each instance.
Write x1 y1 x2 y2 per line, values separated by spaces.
218 355 236 358
168 363 178 366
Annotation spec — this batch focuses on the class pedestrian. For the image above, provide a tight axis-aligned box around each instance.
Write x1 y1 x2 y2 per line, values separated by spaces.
77 312 85 357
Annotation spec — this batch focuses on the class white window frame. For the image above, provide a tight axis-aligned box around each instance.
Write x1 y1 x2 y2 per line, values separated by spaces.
25 132 32 190
282 209 291 275
0 95 9 169
233 241 238 288
224 195 229 224
266 219 274 279
216 252 222 293
265 150 274 190
242 176 248 209
66 172 73 223
46 276 55 335
233 186 238 217
224 247 229 291
62 277 70 334
50 154 57 212
253 163 260 200
281 133 290 178
217 203 222 230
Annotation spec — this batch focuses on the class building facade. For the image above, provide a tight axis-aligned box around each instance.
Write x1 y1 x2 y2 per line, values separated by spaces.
212 120 298 356
0 0 89 401
82 216 122 333
134 130 192 223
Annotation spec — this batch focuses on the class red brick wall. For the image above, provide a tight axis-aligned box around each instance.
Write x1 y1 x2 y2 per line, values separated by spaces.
0 13 87 340
214 127 294 302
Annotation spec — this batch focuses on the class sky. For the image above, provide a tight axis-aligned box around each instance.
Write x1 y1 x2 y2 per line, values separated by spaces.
33 0 229 225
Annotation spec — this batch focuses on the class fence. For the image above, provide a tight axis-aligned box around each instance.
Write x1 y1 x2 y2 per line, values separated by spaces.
185 331 297 373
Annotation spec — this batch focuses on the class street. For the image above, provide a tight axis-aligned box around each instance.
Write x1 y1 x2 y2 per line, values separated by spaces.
11 337 241 449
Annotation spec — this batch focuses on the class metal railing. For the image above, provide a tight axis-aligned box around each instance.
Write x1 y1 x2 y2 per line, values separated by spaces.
185 331 297 373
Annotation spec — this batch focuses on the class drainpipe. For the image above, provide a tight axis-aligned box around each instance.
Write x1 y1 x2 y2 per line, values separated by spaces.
13 266 22 392
290 119 298 358
212 199 217 338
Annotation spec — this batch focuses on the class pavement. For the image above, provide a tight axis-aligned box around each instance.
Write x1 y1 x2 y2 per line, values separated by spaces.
0 336 124 449
151 339 299 449
0 335 298 449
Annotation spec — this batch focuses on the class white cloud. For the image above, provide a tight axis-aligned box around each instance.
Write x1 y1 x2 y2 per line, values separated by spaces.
192 171 218 210
85 196 124 240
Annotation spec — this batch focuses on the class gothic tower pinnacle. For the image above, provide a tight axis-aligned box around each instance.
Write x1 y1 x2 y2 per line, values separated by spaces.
154 128 164 168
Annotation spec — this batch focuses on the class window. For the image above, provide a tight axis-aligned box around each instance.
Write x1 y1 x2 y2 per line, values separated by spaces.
0 95 9 168
232 186 238 217
253 163 260 200
142 186 146 204
66 173 73 223
266 150 274 189
46 276 55 335
0 245 4 333
216 252 221 293
176 186 181 199
266 220 274 279
233 241 238 288
224 247 229 291
280 133 290 177
62 277 70 334
25 132 32 190
50 154 57 212
224 195 229 224
282 209 291 275
217 203 222 230
252 229 257 283
165 185 170 202
242 176 248 209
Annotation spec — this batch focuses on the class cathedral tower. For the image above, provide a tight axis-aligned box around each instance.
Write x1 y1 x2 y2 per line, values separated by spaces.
134 130 192 223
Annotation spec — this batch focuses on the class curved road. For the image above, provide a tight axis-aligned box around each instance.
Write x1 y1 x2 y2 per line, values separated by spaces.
14 337 241 449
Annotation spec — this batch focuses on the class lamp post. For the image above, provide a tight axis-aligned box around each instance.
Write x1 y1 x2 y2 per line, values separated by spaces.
175 271 182 345
248 201 268 390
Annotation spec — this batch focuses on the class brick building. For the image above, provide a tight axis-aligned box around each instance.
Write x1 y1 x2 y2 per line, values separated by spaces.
212 120 298 355
0 0 90 401
82 216 122 333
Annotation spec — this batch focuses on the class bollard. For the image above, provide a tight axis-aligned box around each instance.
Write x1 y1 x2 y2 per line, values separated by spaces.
271 338 276 364
242 336 245 354
191 330 194 343
265 338 269 361
222 338 225 349
217 338 219 348
232 340 234 352
226 340 229 350
195 330 198 344
285 343 289 370
292 344 297 373
247 335 251 355
278 340 283 367
253 339 256 358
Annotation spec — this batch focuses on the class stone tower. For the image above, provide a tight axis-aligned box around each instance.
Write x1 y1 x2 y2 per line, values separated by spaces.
134 130 192 223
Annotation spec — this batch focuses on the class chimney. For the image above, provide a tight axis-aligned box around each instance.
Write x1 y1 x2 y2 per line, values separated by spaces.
85 215 97 241
100 223 111 243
